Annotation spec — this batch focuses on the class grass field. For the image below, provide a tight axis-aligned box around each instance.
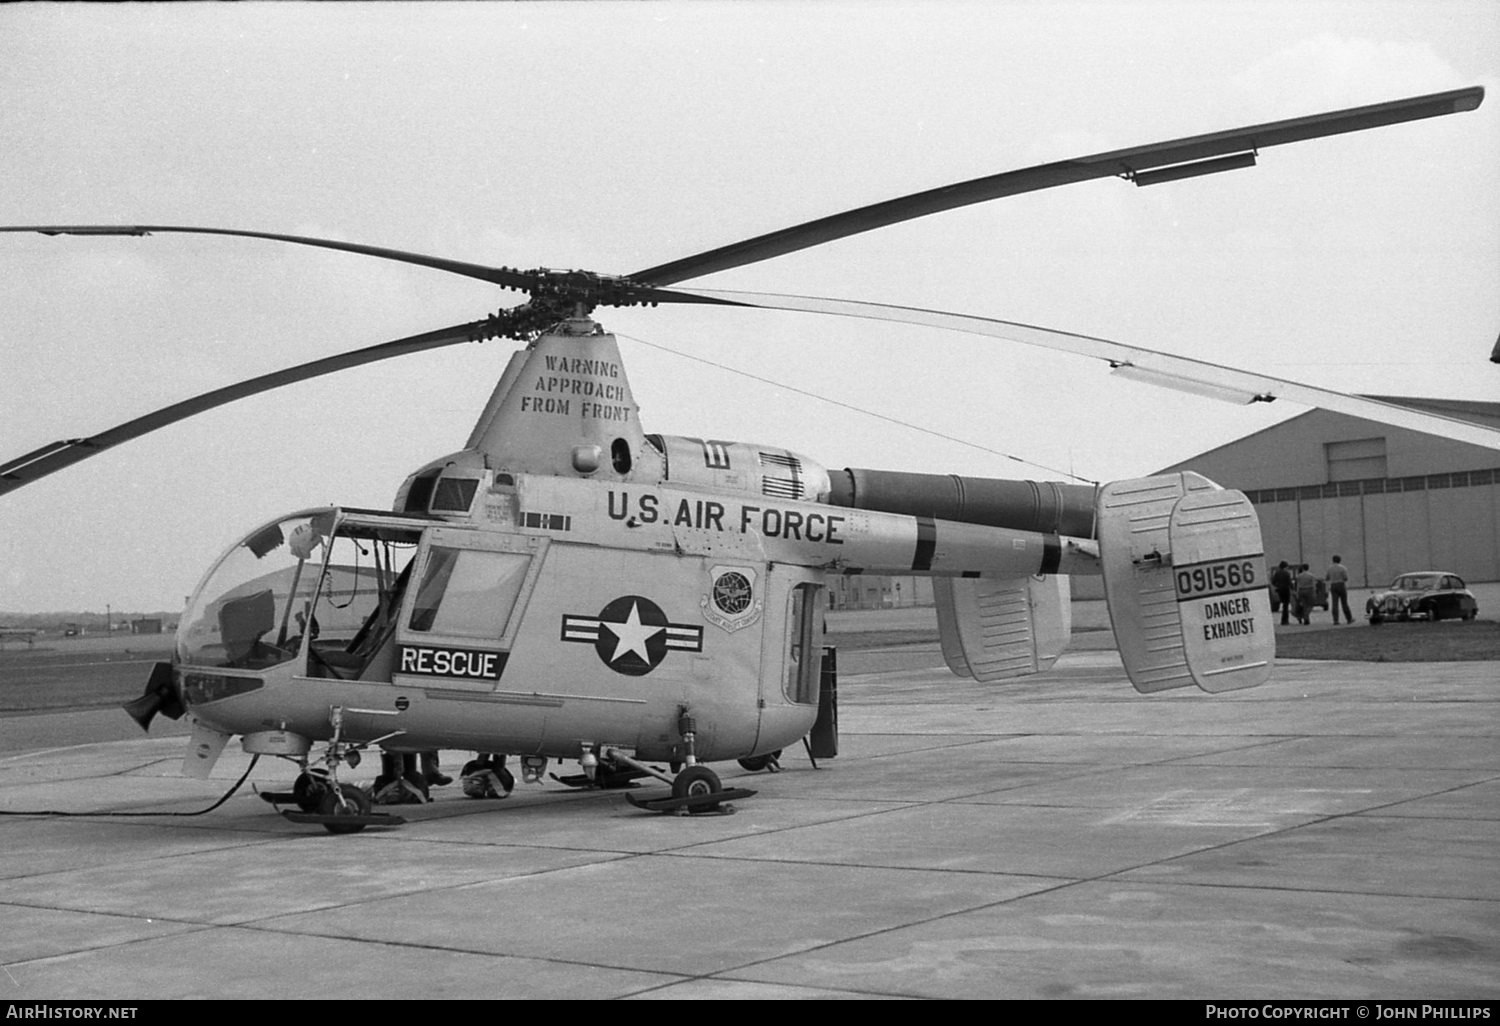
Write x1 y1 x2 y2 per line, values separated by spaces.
1272 619 1500 662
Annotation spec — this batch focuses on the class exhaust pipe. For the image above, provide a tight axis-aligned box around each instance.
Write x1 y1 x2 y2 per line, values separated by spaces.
123 661 185 731
828 468 1098 538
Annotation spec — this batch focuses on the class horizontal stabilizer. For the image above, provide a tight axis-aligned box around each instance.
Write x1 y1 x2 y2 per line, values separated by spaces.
935 574 1071 681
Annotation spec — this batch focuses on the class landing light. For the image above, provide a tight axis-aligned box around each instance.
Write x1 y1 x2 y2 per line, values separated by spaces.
571 444 602 474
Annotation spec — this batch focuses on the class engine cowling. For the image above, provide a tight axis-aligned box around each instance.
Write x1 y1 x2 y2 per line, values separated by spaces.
648 434 832 504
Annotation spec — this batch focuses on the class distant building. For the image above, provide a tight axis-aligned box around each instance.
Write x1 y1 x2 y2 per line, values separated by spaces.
130 618 164 635
833 397 1498 605
1156 397 1500 588
0 627 39 649
827 575 935 610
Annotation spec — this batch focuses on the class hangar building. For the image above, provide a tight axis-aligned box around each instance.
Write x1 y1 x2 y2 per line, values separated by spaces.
840 396 1500 609
1156 396 1500 589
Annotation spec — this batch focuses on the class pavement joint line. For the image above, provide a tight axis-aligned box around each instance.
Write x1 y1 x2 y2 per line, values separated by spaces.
223 876 1086 992
2 918 699 988
252 918 927 1000
224 917 722 980
0 831 292 883
622 971 914 1000
1 911 222 960
224 855 649 929
0 850 648 933
637 849 1086 882
1073 798 1499 894
652 872 1101 982
38 826 1488 992
0 901 227 933
1344 775 1500 816
0 741 141 765
1089 877 1500 903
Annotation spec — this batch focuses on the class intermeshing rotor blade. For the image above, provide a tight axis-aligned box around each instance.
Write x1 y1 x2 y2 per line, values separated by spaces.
0 225 746 308
0 318 496 498
4 88 1480 304
674 287 1500 454
0 225 543 291
629 86 1484 287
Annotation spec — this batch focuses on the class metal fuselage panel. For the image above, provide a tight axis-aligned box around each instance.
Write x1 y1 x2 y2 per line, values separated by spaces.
178 503 822 763
178 446 1100 762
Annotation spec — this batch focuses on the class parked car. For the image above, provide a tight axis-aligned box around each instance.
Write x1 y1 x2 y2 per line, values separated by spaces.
1366 572 1479 624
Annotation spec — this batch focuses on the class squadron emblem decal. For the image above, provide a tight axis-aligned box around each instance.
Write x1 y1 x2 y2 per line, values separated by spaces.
701 564 763 633
561 596 703 676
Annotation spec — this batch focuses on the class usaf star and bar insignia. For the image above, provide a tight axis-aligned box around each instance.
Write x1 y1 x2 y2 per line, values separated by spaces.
561 595 703 676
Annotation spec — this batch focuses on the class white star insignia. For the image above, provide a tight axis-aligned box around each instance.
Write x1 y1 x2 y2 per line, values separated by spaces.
602 600 663 664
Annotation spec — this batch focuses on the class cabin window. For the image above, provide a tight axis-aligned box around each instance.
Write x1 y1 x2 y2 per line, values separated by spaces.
403 471 440 513
301 523 422 678
408 546 532 639
783 581 825 705
431 477 479 513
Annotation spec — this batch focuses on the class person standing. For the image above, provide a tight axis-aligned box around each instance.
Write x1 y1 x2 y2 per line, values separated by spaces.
1326 555 1353 624
1272 561 1294 625
1294 563 1319 625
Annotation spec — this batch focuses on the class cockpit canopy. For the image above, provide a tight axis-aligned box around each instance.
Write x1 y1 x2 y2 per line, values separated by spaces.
177 508 427 672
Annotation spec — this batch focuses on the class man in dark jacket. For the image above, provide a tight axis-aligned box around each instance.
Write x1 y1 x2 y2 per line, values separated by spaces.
1272 561 1293 625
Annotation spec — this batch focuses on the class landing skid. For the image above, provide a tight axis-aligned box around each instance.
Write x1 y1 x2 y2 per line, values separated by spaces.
625 788 757 815
551 767 649 789
280 809 406 829
595 749 757 815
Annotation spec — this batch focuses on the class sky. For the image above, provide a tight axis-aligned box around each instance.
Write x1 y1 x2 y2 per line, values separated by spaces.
1 1 1496 614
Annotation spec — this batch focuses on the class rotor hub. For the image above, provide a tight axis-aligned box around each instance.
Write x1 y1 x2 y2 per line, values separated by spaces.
474 268 659 342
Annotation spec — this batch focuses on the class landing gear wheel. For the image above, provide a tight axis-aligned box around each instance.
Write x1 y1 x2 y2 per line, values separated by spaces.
671 765 722 800
625 763 754 814
737 750 782 773
292 772 329 813
319 784 372 835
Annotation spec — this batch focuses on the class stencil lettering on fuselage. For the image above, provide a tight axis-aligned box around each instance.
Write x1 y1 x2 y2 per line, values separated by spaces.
606 490 844 543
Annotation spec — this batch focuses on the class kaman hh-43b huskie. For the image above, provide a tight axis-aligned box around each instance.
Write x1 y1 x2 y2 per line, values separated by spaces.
4 87 1497 832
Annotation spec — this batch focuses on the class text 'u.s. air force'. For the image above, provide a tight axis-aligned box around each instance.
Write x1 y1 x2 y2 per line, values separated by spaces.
608 490 844 543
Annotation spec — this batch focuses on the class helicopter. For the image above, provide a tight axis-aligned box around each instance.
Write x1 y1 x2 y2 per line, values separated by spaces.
3 85 1496 833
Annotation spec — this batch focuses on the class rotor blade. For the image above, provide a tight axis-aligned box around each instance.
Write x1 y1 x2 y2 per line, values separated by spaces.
0 225 754 308
0 318 496 498
0 225 542 291
630 86 1484 287
674 287 1500 454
